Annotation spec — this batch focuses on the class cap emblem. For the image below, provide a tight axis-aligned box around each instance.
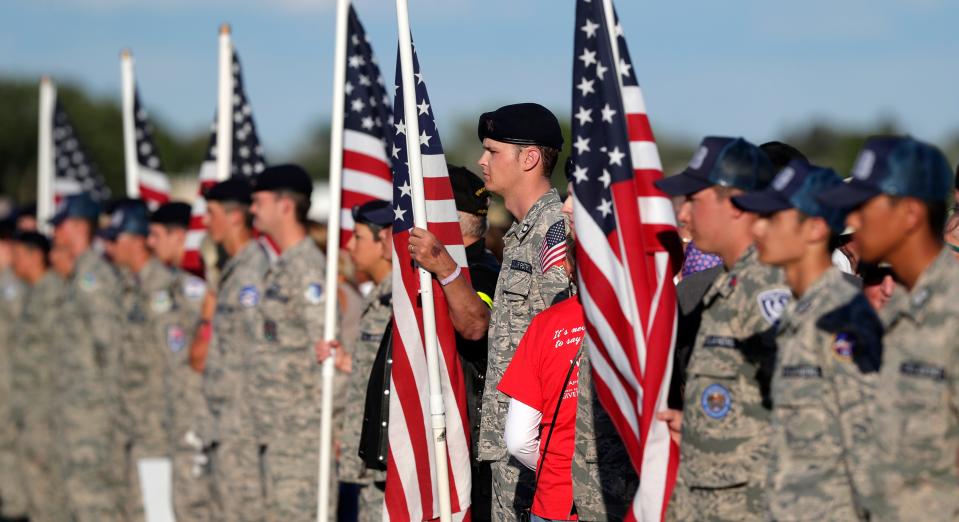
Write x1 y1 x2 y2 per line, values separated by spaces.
852 150 876 180
772 167 795 191
688 146 708 170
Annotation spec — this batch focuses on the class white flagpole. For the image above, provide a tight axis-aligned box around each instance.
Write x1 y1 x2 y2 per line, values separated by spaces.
215 24 234 182
394 1 453 520
601 0 624 91
37 77 56 234
120 49 140 198
317 0 350 520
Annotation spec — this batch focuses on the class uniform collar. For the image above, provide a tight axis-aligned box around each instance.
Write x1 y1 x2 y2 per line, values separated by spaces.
276 236 313 264
780 266 844 332
74 247 102 276
708 244 758 300
506 188 560 243
223 239 265 279
890 248 954 324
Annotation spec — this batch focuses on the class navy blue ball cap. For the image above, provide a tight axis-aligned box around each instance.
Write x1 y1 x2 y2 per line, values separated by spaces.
818 136 954 209
733 160 848 232
13 230 51 257
103 198 149 240
49 193 101 226
150 202 192 228
205 176 253 205
251 164 313 197
352 199 393 229
477 103 564 150
655 137 774 197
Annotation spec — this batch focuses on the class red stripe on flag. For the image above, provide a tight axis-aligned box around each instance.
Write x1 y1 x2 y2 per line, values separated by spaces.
343 150 392 179
626 113 655 143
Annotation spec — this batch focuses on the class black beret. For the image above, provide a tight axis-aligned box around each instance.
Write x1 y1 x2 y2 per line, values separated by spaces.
17 203 37 219
150 202 192 228
251 164 313 197
205 176 253 205
352 199 393 229
448 165 490 216
478 103 564 150
13 231 51 256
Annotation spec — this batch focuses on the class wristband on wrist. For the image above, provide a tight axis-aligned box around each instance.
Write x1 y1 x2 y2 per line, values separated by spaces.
439 265 462 286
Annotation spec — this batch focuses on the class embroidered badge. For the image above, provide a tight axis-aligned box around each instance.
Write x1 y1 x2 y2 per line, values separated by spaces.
509 260 532 274
900 361 946 381
833 332 854 361
304 283 323 305
757 289 791 325
703 335 737 349
151 290 173 314
781 365 823 378
238 285 259 308
79 272 98 292
183 277 206 301
263 320 278 342
167 325 186 352
701 383 732 420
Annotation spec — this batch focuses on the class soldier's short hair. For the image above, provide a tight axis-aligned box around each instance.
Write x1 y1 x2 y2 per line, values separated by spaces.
457 211 488 240
277 190 311 225
221 201 254 230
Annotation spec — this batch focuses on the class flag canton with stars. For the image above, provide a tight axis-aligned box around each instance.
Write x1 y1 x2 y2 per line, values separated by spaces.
571 1 634 234
53 101 110 201
539 220 568 273
134 89 163 171
390 45 444 233
204 52 267 177
344 6 392 139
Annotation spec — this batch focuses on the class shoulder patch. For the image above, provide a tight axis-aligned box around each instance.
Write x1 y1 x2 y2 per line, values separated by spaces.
79 271 98 292
833 332 854 361
166 325 186 352
238 285 260 308
701 383 732 420
183 276 206 301
304 283 324 305
757 288 791 325
151 290 173 314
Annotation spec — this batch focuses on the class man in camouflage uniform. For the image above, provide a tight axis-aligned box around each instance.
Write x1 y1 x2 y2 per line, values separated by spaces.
733 161 883 520
654 137 787 521
202 177 271 520
819 136 959 521
0 218 28 521
317 200 393 522
148 202 212 522
474 103 571 520
50 193 124 521
249 164 328 521
8 231 69 522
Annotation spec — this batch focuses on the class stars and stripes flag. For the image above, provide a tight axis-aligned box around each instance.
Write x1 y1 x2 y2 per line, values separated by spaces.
52 100 111 202
132 89 171 208
338 5 393 248
386 42 472 521
184 50 267 275
570 0 681 520
539 220 568 274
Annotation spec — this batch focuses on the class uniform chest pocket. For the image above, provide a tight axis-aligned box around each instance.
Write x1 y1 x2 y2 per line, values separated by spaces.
773 367 836 460
895 361 950 467
503 261 533 300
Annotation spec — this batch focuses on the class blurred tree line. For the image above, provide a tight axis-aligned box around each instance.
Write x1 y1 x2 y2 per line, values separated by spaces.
1 76 957 208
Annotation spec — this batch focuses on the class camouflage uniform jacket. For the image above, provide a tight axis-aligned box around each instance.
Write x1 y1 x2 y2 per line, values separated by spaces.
673 246 789 515
203 240 270 443
768 267 882 521
339 276 391 484
572 347 639 521
252 237 327 443
0 268 24 468
57 248 124 420
165 268 208 443
9 271 63 437
478 188 571 462
867 249 959 520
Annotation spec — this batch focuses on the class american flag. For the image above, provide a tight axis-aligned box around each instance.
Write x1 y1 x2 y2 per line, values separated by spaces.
338 5 393 248
539 220 567 274
570 1 681 520
184 50 267 275
385 43 472 521
52 100 110 202
133 89 171 208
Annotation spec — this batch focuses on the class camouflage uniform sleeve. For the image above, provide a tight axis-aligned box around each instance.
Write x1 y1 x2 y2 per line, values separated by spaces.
83 265 124 381
294 257 326 347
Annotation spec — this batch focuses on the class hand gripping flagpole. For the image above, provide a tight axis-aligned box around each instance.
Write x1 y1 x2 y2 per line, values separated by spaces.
317 0 351 520
215 24 234 183
120 49 140 198
395 1 453 520
37 77 55 234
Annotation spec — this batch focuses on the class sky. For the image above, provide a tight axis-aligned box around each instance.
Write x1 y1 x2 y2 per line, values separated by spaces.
2 0 957 160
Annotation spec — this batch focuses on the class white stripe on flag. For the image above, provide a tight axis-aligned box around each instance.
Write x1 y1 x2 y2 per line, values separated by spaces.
630 141 663 171
422 153 450 178
339 209 355 233
621 85 647 114
344 129 390 164
638 197 678 226
185 230 205 250
138 166 171 193
342 168 392 197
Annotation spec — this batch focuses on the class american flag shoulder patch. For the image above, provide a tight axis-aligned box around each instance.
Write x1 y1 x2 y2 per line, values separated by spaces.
539 219 568 274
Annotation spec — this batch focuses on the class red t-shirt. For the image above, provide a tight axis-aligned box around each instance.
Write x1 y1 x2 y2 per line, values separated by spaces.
498 297 584 520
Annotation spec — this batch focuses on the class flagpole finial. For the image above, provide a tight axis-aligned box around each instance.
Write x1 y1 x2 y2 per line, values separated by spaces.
40 75 50 84
219 23 231 35
121 48 131 59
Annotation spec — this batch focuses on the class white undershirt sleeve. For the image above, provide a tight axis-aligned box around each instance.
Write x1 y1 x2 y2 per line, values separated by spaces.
503 398 543 471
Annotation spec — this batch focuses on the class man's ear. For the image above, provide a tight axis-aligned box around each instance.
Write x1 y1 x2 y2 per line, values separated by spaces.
805 216 832 244
522 146 542 173
901 198 925 234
